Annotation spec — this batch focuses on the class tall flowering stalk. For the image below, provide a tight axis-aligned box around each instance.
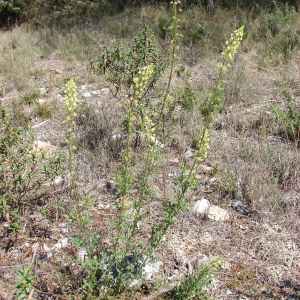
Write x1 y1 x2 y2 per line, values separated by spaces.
64 78 78 198
111 65 156 292
63 78 86 233
158 0 181 128
140 25 245 261
204 25 244 122
185 26 245 188
118 64 155 199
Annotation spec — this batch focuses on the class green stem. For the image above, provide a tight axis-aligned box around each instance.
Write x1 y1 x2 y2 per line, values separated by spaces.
157 1 178 134
110 93 135 275
67 116 85 234
124 144 156 254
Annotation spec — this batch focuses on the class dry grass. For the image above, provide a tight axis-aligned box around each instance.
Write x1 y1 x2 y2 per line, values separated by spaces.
0 26 42 94
0 4 299 299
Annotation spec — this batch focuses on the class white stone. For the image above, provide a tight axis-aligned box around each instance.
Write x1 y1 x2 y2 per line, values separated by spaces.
52 238 68 252
39 87 47 94
169 158 180 164
82 91 92 98
44 175 64 187
209 177 217 184
57 93 63 101
58 223 69 233
91 90 101 95
128 258 162 288
208 205 230 221
53 175 63 185
33 140 57 156
142 260 162 281
100 87 110 94
199 164 213 173
111 133 122 141
192 199 210 215
78 248 88 261
226 289 233 295
37 98 45 104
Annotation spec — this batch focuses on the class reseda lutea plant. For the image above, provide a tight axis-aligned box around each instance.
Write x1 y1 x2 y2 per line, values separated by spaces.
63 78 92 238
64 3 244 297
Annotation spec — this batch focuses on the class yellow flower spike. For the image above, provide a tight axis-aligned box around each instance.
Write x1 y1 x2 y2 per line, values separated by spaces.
221 25 244 65
132 65 154 98
196 128 210 162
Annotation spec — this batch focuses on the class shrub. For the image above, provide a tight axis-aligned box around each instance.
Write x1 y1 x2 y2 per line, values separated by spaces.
253 4 300 63
272 89 300 146
0 111 61 232
20 89 40 105
165 257 221 300
0 0 24 26
175 82 199 110
89 24 166 95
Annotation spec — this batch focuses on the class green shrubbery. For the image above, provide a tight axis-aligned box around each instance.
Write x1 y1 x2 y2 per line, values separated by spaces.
0 110 61 233
0 0 24 26
89 24 166 95
252 4 300 65
1 0 299 28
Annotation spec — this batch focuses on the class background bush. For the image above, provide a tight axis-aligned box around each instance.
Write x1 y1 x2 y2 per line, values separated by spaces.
1 0 299 27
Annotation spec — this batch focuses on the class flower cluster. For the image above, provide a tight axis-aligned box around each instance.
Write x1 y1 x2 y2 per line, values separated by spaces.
196 128 210 162
204 25 244 120
143 115 164 149
221 25 244 70
131 65 154 102
64 78 78 131
170 0 181 4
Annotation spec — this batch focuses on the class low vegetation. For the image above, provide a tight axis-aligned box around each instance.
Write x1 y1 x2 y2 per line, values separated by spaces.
0 0 299 299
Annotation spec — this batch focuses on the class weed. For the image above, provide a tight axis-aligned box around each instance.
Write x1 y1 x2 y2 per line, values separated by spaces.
34 101 53 118
15 263 35 300
165 257 221 300
253 4 300 63
20 89 40 105
11 100 31 127
0 111 61 233
175 82 199 110
272 89 300 146
89 24 166 95
4 11 246 300
62 2 244 298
